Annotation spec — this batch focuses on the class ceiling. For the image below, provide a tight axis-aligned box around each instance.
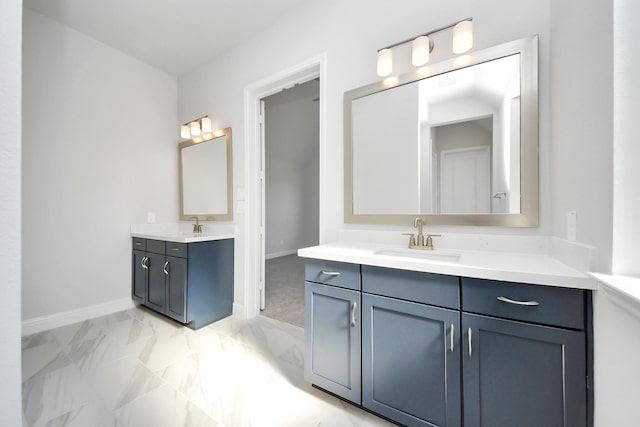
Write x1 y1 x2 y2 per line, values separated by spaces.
23 0 312 76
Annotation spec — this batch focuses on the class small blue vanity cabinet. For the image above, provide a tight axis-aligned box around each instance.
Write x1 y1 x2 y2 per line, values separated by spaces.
132 237 234 329
304 259 362 403
303 259 591 427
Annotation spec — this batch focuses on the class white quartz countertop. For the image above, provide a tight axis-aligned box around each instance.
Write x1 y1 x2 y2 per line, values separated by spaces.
130 223 236 243
298 241 596 290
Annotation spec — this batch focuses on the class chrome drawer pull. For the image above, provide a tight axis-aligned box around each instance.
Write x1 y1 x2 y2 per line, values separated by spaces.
321 270 341 276
163 261 169 275
135 242 142 246
468 328 472 357
450 324 455 353
497 296 540 306
170 248 180 251
351 301 357 327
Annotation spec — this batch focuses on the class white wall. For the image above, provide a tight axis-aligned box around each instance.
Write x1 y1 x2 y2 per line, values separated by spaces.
264 80 319 257
612 0 640 275
22 9 179 322
550 0 613 272
0 0 23 423
593 292 640 427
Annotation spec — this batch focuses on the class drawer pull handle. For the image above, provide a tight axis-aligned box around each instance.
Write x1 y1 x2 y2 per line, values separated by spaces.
468 328 472 357
497 296 540 306
450 324 455 353
141 257 148 270
170 247 180 251
351 301 357 327
321 270 341 276
163 261 169 275
135 242 142 246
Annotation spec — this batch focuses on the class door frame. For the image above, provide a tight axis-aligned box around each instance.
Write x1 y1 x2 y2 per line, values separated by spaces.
242 54 327 319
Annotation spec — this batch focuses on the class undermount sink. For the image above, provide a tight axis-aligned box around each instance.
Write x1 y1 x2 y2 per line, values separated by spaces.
375 248 461 263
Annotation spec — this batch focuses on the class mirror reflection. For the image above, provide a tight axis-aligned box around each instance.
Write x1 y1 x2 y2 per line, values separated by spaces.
345 36 538 226
352 54 520 215
179 127 233 221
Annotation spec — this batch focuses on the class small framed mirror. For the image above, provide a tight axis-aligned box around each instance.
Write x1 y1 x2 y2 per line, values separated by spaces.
179 127 233 221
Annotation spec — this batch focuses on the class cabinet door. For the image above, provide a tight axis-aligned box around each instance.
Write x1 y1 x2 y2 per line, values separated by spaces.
362 294 461 427
463 313 587 427
132 250 147 303
165 256 187 323
146 252 166 313
304 282 361 403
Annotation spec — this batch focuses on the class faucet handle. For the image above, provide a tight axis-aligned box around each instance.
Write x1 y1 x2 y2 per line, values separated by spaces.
401 232 417 248
425 234 441 250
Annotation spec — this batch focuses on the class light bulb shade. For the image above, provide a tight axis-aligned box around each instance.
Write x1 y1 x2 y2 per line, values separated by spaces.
377 49 393 77
412 36 430 66
190 121 201 137
201 117 212 133
453 20 473 54
180 125 190 139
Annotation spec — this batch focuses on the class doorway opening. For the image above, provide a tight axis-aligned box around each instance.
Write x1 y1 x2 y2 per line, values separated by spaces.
260 79 320 327
242 55 326 323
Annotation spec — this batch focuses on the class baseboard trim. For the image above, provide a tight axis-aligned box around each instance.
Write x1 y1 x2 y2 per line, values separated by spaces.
22 298 136 336
265 249 298 260
232 302 246 319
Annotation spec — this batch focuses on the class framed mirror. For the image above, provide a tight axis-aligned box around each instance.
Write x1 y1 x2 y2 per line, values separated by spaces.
345 36 538 226
179 127 233 221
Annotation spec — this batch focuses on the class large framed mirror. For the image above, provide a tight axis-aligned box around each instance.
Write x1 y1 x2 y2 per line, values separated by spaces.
179 127 233 221
345 36 538 226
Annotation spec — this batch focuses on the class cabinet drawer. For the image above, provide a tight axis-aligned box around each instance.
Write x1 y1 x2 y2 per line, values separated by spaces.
132 237 146 251
362 266 459 310
165 241 187 258
461 277 585 330
305 259 360 291
146 239 165 255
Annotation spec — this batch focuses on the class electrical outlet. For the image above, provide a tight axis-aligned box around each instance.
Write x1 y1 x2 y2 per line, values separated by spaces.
567 211 577 242
147 212 156 224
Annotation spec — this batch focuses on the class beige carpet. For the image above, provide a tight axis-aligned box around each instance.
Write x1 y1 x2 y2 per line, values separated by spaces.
261 254 305 328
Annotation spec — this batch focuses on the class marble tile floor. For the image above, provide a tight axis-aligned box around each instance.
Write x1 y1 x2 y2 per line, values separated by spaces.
22 306 394 427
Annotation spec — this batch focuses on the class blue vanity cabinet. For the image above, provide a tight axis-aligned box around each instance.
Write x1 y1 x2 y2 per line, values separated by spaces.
361 266 461 427
131 237 234 329
304 259 362 403
461 277 588 427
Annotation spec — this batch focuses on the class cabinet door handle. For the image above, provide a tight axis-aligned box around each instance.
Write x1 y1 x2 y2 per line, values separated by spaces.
497 296 540 306
141 256 148 270
468 328 473 357
351 301 357 327
321 270 341 276
163 261 169 275
450 324 455 353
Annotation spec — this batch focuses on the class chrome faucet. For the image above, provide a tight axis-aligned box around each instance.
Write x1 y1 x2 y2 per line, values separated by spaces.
403 217 440 250
191 217 202 233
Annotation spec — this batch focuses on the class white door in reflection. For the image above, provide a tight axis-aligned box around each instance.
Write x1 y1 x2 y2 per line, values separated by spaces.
439 146 490 214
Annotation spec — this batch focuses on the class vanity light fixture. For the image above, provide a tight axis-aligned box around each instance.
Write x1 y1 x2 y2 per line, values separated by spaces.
180 116 212 140
376 17 473 77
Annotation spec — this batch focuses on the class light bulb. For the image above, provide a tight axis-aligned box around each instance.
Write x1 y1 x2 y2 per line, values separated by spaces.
180 125 190 139
453 20 473 54
201 117 212 133
412 36 430 66
190 121 201 137
377 49 393 77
